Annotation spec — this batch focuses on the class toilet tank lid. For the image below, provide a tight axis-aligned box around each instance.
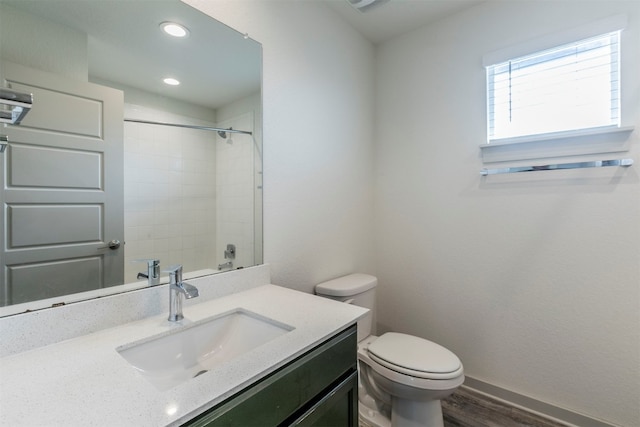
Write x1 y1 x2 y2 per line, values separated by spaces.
316 273 377 296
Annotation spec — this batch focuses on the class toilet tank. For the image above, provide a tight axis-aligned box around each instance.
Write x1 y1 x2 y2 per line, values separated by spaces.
315 273 377 341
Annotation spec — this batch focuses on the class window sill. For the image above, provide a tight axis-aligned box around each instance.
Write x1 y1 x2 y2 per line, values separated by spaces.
480 125 635 163
481 125 635 148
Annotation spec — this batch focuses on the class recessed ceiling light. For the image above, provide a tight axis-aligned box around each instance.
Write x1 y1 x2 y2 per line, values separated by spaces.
163 78 180 86
160 22 189 38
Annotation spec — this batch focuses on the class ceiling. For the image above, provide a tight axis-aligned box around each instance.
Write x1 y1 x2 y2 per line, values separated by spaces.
321 0 485 44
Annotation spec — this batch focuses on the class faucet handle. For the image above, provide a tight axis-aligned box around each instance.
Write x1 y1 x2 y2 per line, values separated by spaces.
133 259 161 285
133 258 160 267
163 264 183 284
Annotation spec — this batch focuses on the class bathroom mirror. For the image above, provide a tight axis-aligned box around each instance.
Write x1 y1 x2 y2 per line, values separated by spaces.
0 0 262 315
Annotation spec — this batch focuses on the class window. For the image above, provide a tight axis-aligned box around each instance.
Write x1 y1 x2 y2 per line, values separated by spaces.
486 31 620 142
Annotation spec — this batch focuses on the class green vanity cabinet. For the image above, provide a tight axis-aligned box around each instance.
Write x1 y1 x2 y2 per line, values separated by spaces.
184 324 358 427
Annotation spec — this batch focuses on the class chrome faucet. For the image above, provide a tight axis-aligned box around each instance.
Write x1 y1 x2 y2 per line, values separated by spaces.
218 243 236 270
134 259 160 285
218 261 233 270
165 265 199 322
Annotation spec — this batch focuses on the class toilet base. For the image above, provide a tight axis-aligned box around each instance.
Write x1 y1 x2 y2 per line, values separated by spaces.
358 397 445 427
359 401 390 427
392 397 443 427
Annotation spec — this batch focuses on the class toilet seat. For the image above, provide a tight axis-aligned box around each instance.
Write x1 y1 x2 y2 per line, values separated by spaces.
367 333 463 380
358 335 464 393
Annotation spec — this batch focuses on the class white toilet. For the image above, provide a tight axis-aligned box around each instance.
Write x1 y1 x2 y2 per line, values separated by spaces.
315 274 464 427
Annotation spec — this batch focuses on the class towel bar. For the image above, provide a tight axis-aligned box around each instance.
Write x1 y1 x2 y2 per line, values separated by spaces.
480 159 633 176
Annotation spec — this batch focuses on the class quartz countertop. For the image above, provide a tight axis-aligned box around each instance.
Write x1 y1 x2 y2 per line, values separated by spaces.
0 284 367 426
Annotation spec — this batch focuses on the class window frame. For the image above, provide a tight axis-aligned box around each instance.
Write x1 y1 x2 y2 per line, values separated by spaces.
486 31 621 143
479 14 633 161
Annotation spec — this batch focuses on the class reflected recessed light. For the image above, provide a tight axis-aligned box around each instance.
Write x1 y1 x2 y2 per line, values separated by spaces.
163 78 180 86
160 22 189 38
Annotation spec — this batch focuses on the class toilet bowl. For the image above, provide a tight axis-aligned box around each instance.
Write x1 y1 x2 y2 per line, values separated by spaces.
359 334 464 427
315 274 464 427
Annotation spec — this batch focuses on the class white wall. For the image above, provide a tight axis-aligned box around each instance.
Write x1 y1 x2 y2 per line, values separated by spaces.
186 0 377 293
375 1 639 426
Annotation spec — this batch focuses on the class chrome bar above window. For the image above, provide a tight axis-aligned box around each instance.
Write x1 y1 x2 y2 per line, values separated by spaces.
480 158 633 176
0 88 33 125
0 135 8 153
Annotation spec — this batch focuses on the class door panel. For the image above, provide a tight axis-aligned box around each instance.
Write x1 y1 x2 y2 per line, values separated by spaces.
8 257 103 305
1 62 124 306
8 204 102 247
7 81 104 138
10 144 102 189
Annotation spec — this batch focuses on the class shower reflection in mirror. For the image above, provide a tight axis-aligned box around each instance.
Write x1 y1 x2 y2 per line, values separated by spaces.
121 111 258 283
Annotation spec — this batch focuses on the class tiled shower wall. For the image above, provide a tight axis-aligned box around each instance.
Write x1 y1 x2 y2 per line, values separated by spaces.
123 104 217 283
215 112 256 271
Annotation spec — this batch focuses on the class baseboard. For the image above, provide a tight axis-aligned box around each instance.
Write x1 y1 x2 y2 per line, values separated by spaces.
462 377 618 427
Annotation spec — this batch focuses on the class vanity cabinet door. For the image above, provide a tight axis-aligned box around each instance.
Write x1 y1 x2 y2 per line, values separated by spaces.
289 371 358 427
184 325 357 427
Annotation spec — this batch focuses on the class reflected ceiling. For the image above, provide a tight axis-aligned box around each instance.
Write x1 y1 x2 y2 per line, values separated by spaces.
3 0 260 109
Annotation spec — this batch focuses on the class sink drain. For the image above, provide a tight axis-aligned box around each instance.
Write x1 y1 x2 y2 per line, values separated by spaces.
193 370 208 378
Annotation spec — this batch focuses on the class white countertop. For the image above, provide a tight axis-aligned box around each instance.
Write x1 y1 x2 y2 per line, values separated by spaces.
0 284 367 426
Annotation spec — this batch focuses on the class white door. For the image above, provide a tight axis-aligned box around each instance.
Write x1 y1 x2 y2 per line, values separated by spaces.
0 62 124 306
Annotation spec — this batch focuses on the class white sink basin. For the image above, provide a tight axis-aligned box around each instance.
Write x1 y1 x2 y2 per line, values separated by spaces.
116 308 294 391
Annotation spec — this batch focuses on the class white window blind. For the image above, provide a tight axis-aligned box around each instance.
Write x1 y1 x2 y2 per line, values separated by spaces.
486 31 620 142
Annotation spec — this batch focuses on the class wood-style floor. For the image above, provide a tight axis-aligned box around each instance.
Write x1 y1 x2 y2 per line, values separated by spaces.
442 387 572 427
